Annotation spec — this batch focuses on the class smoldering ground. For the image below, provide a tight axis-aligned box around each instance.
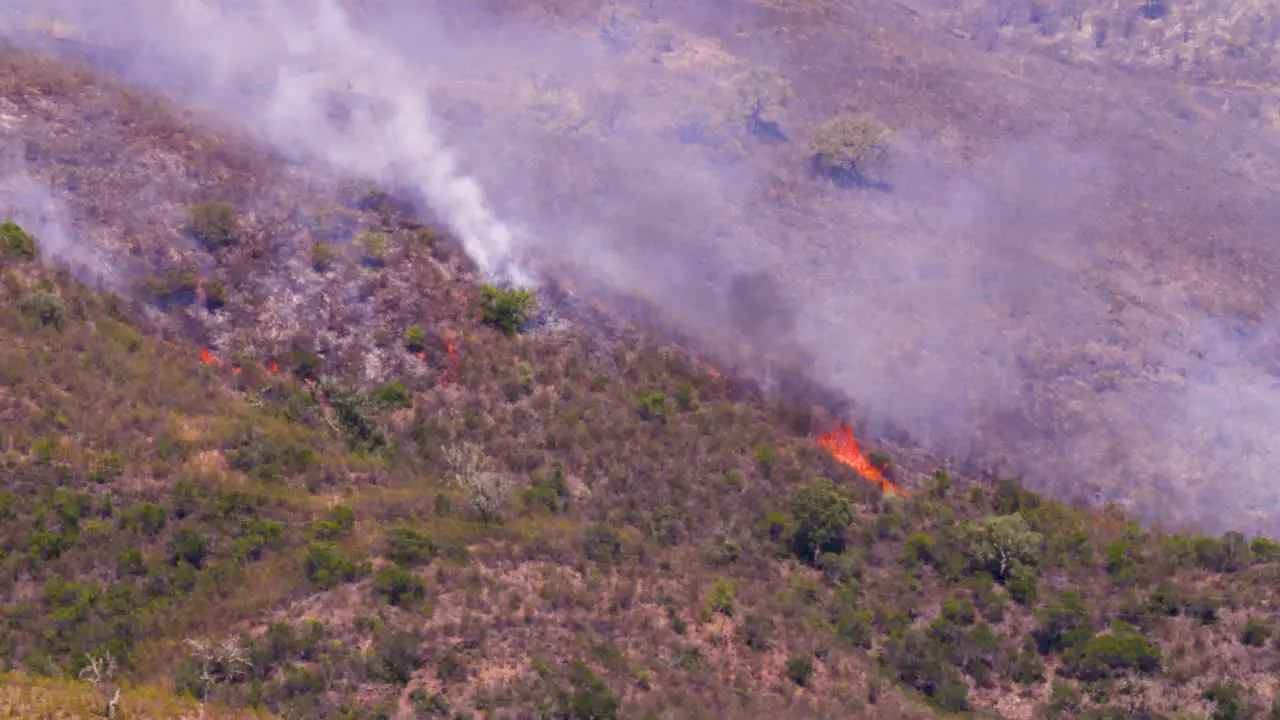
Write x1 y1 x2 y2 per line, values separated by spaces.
8 0 1280 535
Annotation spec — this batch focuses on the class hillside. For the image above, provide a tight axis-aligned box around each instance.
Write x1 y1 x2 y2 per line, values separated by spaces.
3 0 1280 718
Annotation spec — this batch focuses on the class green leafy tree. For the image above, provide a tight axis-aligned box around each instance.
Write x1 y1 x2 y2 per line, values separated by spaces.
1 221 37 259
966 513 1043 581
790 478 853 563
480 285 538 336
187 201 239 249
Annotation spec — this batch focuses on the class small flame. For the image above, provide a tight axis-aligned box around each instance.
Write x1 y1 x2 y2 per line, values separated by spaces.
199 347 223 366
819 424 906 497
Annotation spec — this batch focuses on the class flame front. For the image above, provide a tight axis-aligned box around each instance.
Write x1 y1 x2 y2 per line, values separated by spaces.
443 339 460 383
199 347 222 366
819 424 906 497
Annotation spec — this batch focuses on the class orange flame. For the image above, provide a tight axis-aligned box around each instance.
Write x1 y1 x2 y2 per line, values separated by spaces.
441 338 460 383
819 424 906 497
199 347 223 366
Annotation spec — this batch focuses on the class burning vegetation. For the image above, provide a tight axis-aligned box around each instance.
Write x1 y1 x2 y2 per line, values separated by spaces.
820 424 906 497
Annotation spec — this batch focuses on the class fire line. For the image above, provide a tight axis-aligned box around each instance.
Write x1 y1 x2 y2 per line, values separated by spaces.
819 424 906 497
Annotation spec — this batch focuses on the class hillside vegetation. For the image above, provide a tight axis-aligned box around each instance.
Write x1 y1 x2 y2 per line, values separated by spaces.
3 5 1280 720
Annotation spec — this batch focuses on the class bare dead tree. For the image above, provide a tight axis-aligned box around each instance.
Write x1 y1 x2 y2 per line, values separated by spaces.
78 650 121 718
184 637 252 703
587 90 629 136
443 442 512 522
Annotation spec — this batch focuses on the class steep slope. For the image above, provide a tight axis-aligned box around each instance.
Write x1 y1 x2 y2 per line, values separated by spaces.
3 39 1280 720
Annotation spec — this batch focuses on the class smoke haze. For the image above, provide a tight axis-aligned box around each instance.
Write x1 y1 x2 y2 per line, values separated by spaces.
7 0 1280 534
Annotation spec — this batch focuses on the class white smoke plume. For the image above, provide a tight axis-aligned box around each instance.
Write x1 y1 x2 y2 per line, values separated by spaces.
13 0 530 286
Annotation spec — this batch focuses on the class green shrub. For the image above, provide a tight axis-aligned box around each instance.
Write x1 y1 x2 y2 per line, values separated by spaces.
942 597 977 626
169 528 210 568
410 689 451 717
566 660 619 719
1 221 37 259
203 279 227 310
1012 648 1045 685
784 655 813 687
356 231 389 266
739 613 775 651
311 241 334 271
19 290 67 328
403 325 425 352
807 112 890 184
304 542 358 589
384 525 437 567
479 285 538 336
142 267 200 305
1062 622 1160 680
1204 680 1253 720
1035 592 1092 655
187 201 239 249
707 580 736 616
1186 594 1221 625
1104 540 1140 582
370 380 412 410
120 502 168 537
523 462 570 514
790 477 853 563
1240 618 1271 647
375 566 426 607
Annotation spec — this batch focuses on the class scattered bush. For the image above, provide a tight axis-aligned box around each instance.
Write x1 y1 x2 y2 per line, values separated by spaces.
187 201 240 249
807 112 890 184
